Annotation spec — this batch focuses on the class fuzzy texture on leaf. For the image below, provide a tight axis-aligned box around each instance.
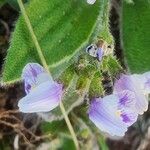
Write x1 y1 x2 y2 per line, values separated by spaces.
2 0 103 83
122 0 150 73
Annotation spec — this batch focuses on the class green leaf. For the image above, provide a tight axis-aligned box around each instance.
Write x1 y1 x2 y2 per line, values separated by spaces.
41 120 68 135
123 0 134 4
98 135 109 150
2 0 106 83
2 0 115 122
58 134 76 150
122 0 150 73
102 56 122 75
0 0 6 8
89 71 104 97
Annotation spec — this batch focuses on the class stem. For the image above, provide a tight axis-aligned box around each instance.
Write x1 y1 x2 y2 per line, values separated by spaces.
17 0 79 149
59 101 79 149
17 0 49 74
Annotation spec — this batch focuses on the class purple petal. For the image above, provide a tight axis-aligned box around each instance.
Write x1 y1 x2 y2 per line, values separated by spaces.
121 109 138 126
18 81 63 113
121 114 130 123
141 71 150 94
114 74 148 114
116 91 138 126
117 90 135 108
22 63 52 93
88 96 128 136
86 44 98 57
97 48 104 61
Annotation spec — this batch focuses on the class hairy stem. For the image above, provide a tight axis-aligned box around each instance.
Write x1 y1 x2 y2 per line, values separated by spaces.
17 0 79 149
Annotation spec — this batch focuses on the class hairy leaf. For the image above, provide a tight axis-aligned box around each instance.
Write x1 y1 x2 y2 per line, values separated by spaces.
2 0 106 83
122 0 150 73
89 71 104 97
2 0 116 122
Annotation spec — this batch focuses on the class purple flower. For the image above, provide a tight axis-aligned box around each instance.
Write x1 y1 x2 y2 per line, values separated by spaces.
114 74 149 115
18 63 63 113
97 48 104 61
141 71 150 94
86 44 104 61
88 90 138 136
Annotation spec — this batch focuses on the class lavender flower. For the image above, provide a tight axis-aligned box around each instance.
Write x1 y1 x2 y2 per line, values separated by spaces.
87 0 96 4
18 63 63 113
114 74 149 115
141 71 150 94
97 48 104 61
86 44 104 62
88 90 138 136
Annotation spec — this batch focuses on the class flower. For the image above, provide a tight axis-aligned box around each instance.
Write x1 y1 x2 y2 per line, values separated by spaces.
97 48 104 61
87 0 96 5
86 44 98 58
86 44 104 62
88 90 138 136
114 74 149 115
18 63 63 113
141 71 150 94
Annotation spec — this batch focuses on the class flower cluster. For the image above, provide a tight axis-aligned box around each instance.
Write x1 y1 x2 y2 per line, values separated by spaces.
18 63 149 137
86 40 113 62
88 73 149 136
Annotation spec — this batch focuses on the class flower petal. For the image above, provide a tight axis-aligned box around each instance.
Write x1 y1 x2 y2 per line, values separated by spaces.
88 96 128 136
22 63 52 93
97 48 104 61
141 71 150 94
121 108 138 126
86 44 98 57
117 90 136 108
87 0 96 5
18 81 63 113
114 74 148 114
116 90 138 126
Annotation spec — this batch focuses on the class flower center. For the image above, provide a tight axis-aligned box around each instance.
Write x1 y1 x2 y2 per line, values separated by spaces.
115 110 121 117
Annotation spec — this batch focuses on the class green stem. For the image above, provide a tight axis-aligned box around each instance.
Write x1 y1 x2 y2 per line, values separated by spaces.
17 0 50 73
59 101 79 149
17 0 79 149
